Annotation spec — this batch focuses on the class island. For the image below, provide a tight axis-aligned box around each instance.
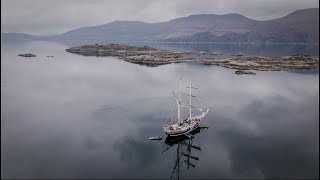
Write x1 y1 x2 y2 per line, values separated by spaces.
66 44 319 71
18 53 36 57
66 44 195 67
201 55 319 71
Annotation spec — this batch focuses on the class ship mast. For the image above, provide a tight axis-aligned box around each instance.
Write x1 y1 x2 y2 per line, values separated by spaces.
189 83 192 120
174 77 204 124
178 78 182 125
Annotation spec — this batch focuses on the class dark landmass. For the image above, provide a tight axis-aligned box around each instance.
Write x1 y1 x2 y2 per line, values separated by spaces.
235 70 256 75
2 8 319 44
159 8 319 43
18 53 36 57
1 33 40 42
201 55 319 71
66 44 319 71
66 44 196 67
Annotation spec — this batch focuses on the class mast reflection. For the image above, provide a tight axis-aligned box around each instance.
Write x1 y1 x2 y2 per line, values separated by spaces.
163 126 208 179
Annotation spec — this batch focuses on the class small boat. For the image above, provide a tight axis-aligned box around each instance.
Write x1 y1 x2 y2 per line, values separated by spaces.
163 76 209 137
149 136 162 140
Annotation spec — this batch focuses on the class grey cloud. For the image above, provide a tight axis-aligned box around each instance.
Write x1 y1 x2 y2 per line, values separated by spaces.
1 0 319 35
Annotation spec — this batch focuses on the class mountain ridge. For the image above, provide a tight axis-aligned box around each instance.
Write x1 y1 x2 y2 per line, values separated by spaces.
2 8 319 43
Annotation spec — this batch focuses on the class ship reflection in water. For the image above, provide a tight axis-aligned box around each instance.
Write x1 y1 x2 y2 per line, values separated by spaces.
163 126 209 179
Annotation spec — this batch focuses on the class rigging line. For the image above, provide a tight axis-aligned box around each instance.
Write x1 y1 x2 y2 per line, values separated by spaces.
172 91 180 103
162 145 172 153
179 74 183 80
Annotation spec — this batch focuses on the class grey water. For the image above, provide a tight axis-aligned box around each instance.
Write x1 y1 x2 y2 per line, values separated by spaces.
1 40 319 179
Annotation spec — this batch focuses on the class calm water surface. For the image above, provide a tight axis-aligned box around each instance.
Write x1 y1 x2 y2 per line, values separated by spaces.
1 41 319 179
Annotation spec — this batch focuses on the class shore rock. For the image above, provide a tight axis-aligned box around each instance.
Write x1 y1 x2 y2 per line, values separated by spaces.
210 52 222 56
235 70 256 75
18 53 36 57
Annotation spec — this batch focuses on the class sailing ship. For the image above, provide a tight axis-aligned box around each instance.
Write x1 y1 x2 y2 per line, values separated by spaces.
163 77 209 137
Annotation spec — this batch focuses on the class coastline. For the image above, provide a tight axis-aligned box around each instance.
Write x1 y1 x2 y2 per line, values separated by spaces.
66 44 319 72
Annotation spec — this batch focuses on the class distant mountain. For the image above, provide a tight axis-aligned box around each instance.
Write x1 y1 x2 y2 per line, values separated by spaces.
2 8 319 43
247 8 319 43
52 13 258 42
52 21 163 41
1 32 40 42
162 8 319 43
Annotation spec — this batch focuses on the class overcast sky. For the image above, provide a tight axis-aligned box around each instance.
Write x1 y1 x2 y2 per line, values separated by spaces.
1 0 319 35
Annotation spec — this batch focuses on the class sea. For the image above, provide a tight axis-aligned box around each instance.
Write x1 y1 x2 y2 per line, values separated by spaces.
1 40 319 179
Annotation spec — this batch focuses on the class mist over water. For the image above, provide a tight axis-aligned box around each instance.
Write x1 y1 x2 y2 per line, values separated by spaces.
1 41 319 179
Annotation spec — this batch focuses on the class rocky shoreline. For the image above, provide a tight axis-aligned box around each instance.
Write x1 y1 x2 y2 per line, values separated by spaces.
66 44 319 71
66 44 197 67
201 55 319 71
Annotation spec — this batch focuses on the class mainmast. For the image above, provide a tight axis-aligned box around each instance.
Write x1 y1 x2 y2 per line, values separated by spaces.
178 78 182 125
183 83 199 120
174 77 204 124
189 83 192 120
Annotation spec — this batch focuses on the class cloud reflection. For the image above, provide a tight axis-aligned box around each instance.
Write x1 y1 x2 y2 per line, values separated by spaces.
1 41 318 179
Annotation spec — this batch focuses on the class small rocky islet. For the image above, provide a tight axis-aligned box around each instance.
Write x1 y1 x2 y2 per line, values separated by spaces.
235 70 256 75
66 44 319 74
18 54 55 58
18 53 36 57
